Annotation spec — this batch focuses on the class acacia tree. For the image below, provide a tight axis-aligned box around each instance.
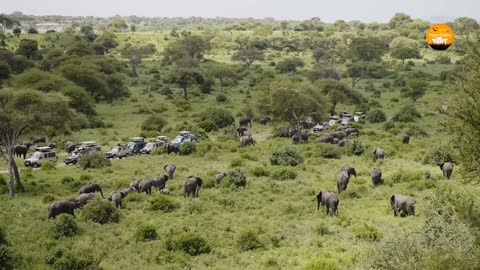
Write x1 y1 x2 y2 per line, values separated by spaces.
0 89 79 196
316 79 362 115
389 37 420 69
121 43 156 77
231 48 265 69
204 63 237 93
346 61 387 88
173 68 205 98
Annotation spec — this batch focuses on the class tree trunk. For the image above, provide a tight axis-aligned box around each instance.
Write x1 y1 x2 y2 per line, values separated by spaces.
7 147 15 196
183 87 188 99
12 160 23 192
132 63 138 77
330 102 337 116
219 78 224 93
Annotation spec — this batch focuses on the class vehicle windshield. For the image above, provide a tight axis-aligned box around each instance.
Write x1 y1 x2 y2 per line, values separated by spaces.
111 146 120 152
145 143 154 149
127 142 135 149
31 153 41 159
172 135 183 144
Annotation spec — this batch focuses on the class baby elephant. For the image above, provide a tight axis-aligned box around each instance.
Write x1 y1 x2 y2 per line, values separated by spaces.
164 164 177 180
129 179 140 192
390 194 416 217
373 148 385 161
78 193 96 207
316 191 339 216
440 162 453 179
184 176 203 198
216 172 227 184
371 168 383 186
79 183 104 198
160 188 170 195
139 180 153 195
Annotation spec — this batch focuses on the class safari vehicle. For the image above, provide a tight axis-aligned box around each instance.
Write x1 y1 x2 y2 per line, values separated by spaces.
80 141 102 152
64 147 90 165
171 131 198 145
140 141 163 154
127 137 147 154
24 147 57 168
105 145 132 159
156 136 169 143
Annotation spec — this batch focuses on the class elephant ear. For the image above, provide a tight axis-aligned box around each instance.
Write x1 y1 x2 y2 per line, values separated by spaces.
164 165 168 170
439 163 444 170
390 194 395 206
373 148 377 154
316 191 322 200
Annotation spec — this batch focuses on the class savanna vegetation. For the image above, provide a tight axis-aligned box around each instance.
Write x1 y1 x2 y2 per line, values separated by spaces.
1 12 480 270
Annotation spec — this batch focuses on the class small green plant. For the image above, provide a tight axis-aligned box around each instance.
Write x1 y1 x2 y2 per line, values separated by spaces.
0 226 7 245
41 161 56 171
197 120 218 132
354 224 383 241
346 140 365 156
50 214 80 239
229 167 247 188
230 158 243 167
148 195 179 212
79 153 111 170
251 166 271 177
45 247 100 270
318 144 342 159
271 167 297 180
422 145 455 165
237 229 263 251
383 120 395 131
179 142 197 155
367 109 387 123
42 194 55 203
304 257 339 270
134 224 158 242
216 93 227 102
141 115 167 132
392 105 421 123
166 232 211 256
0 245 13 270
80 199 119 224
151 147 166 155
270 148 304 166
199 107 235 128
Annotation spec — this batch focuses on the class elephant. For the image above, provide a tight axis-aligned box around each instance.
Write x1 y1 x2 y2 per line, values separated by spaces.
440 162 454 179
240 135 255 147
65 141 78 153
139 180 153 194
278 127 290 138
239 117 252 127
300 130 309 143
165 143 180 155
316 191 339 216
345 127 360 136
108 189 131 208
259 116 271 125
373 148 385 161
129 179 140 192
330 131 347 140
152 174 169 190
292 133 301 144
390 194 416 216
184 176 203 198
78 193 96 206
216 172 227 184
319 134 333 144
48 198 82 219
402 135 410 144
79 183 104 198
332 138 340 145
160 188 170 195
14 145 28 159
237 127 248 136
338 139 347 147
289 128 298 137
22 141 32 149
349 132 359 137
337 166 357 193
33 136 46 144
164 164 177 180
371 168 383 186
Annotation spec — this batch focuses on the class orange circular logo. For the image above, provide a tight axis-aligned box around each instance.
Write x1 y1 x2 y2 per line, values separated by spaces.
426 24 454 50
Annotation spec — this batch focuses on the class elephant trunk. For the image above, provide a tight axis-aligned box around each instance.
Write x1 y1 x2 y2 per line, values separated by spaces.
99 188 105 199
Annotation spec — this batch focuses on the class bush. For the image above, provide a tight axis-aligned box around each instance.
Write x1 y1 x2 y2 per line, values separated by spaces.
392 105 421 123
229 167 247 188
270 148 304 166
422 145 455 165
346 140 364 156
197 120 218 132
0 245 13 270
179 142 197 155
367 109 387 123
141 115 167 132
383 120 395 131
46 247 100 270
434 54 451 64
354 224 383 241
271 167 297 180
80 199 119 224
160 86 173 96
0 226 7 245
42 194 55 204
251 166 271 177
199 107 235 128
216 93 227 102
237 229 263 251
166 232 211 256
151 147 166 155
230 158 243 167
148 195 179 212
134 224 158 242
79 153 111 170
405 125 428 137
304 257 339 270
317 144 342 159
41 161 56 171
50 214 80 239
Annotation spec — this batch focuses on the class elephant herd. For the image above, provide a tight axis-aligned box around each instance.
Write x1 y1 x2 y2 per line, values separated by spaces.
316 157 454 217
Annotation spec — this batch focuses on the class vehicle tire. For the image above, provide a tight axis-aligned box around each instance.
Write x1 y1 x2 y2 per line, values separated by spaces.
33 163 39 168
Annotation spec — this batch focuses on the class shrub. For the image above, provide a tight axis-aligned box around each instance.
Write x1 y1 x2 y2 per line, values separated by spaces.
80 199 119 224
216 93 227 102
42 194 55 203
405 125 428 137
434 54 451 64
422 145 455 165
148 195 179 212
271 167 297 180
197 120 218 132
41 161 56 171
237 229 263 251
354 224 383 241
0 226 7 245
383 120 395 131
174 98 191 111
0 245 13 270
134 224 158 242
230 158 243 167
79 153 111 170
367 109 387 123
229 167 247 188
179 142 197 155
50 214 80 239
151 147 166 155
251 166 271 177
346 140 364 156
392 105 421 123
270 148 304 166
199 107 235 128
166 232 211 256
317 144 342 159
46 247 100 270
304 257 339 270
160 86 173 96
141 115 167 132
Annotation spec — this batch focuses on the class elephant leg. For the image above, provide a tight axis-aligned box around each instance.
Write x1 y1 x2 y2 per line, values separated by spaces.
326 205 330 215
393 208 398 216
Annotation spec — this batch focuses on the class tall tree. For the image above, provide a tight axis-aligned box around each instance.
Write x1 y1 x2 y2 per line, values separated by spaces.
0 89 79 196
389 37 421 69
316 79 362 115
204 63 237 93
231 48 265 69
173 68 205 98
121 43 156 77
15 39 38 59
348 36 387 62
346 61 387 88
